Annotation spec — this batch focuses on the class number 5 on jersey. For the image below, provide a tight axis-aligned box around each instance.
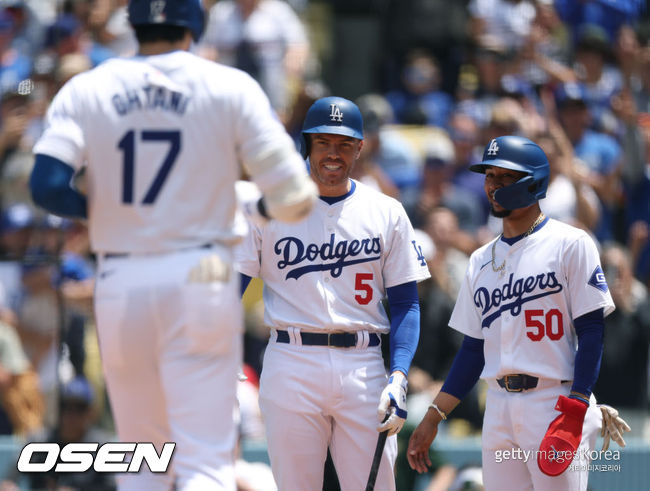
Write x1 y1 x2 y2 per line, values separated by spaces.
355 273 373 305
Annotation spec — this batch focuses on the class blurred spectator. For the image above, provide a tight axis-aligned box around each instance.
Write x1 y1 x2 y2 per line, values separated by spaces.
384 49 454 128
2 375 116 491
380 0 468 96
100 0 137 56
620 107 650 286
353 93 421 214
352 93 401 199
468 0 536 52
0 318 43 436
0 10 31 95
199 0 310 116
428 112 489 232
3 0 45 59
43 12 115 67
283 78 329 144
0 203 34 321
554 0 645 49
520 0 571 88
536 129 601 231
572 24 624 132
594 243 650 408
554 81 623 242
0 80 35 164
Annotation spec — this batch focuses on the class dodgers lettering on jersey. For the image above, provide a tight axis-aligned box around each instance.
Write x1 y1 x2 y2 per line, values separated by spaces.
449 219 614 381
474 271 563 329
235 181 430 333
274 234 381 279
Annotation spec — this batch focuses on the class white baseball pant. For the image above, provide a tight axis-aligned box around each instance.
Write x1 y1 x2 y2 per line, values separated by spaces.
481 379 601 491
258 333 397 491
94 245 242 490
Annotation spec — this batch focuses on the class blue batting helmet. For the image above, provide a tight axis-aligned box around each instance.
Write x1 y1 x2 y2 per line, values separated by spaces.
128 0 205 42
469 135 550 210
300 96 364 158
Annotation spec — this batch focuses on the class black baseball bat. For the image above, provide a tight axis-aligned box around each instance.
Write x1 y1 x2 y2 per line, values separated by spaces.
365 414 390 491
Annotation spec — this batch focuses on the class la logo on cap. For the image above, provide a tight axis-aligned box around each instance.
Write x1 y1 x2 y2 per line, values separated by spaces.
487 139 499 156
329 104 343 122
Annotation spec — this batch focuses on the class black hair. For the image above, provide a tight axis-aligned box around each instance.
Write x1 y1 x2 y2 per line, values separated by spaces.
133 24 187 44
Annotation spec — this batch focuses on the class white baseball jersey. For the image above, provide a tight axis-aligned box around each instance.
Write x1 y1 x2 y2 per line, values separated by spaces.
235 180 431 332
34 50 292 254
449 218 614 381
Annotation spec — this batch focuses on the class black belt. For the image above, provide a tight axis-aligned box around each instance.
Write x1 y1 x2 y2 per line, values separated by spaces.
275 330 380 348
496 374 539 392
103 243 213 259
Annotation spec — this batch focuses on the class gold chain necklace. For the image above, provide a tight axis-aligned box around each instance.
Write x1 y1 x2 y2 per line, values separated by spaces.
491 213 545 273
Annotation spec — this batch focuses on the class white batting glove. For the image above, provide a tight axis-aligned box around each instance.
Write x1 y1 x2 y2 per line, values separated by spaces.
599 404 631 451
186 254 231 283
377 371 408 436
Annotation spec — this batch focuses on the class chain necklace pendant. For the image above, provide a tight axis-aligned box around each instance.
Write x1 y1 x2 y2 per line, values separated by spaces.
491 213 545 275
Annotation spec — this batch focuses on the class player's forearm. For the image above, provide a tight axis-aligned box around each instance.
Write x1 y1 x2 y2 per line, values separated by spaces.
386 282 420 375
571 308 604 400
426 391 461 425
30 154 87 219
440 335 484 400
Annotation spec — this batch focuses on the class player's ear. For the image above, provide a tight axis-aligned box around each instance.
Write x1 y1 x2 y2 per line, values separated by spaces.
355 139 364 159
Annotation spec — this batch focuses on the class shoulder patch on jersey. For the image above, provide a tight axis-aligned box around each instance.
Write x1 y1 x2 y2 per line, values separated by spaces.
588 265 608 293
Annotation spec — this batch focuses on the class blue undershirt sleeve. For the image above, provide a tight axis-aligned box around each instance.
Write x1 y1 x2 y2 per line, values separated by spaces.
29 154 87 219
441 335 485 400
240 273 252 298
571 308 604 398
386 281 420 376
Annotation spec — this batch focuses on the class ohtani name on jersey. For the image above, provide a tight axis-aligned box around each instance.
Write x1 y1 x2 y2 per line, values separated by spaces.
111 86 190 117
474 272 563 329
274 234 381 279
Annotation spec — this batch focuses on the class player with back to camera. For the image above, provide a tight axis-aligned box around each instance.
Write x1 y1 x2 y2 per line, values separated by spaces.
407 135 630 490
28 0 316 489
235 96 431 490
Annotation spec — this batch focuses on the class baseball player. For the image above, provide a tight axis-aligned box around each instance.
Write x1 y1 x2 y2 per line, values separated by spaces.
235 96 430 490
407 136 621 490
28 1 316 489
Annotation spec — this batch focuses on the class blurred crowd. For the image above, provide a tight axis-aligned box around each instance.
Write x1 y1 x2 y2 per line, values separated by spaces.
0 0 650 489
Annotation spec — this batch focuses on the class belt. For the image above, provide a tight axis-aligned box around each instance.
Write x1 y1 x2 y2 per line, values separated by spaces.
496 374 539 392
275 330 380 348
103 243 213 259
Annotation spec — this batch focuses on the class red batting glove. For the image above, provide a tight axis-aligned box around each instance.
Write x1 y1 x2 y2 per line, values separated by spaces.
537 395 588 476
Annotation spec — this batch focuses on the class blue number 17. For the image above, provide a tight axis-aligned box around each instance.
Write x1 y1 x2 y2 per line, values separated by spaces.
118 129 181 205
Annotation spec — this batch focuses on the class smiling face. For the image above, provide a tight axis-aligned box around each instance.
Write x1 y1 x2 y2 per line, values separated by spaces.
484 165 527 217
308 133 363 196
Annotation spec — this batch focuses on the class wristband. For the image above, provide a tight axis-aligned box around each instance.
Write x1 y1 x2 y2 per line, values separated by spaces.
429 403 447 421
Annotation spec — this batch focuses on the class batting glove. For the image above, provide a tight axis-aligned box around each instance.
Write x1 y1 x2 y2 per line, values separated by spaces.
537 395 588 476
187 255 231 283
599 404 631 451
377 371 408 436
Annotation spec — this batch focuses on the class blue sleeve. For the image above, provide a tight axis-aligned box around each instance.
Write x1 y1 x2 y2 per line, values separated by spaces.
441 335 485 400
572 308 604 398
386 281 420 376
29 154 87 219
240 273 252 298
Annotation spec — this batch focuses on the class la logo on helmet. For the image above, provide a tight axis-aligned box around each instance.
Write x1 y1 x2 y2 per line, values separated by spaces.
329 104 343 122
487 139 499 156
150 0 166 22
